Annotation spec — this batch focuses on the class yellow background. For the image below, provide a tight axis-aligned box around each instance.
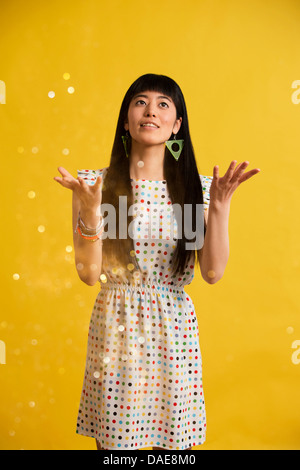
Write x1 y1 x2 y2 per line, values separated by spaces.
0 0 300 450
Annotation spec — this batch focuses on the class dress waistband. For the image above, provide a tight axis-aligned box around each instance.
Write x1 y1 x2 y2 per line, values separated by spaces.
99 282 185 295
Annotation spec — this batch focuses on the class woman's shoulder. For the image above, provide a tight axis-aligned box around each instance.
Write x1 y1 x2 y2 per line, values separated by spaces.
199 174 213 207
199 174 213 184
77 166 109 186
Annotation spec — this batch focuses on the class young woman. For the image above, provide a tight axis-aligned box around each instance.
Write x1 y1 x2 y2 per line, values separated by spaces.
54 73 260 451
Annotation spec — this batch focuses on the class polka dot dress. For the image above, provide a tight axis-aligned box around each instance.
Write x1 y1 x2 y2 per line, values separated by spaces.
76 167 213 450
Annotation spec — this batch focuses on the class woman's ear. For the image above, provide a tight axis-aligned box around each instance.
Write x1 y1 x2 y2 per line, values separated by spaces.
173 116 182 134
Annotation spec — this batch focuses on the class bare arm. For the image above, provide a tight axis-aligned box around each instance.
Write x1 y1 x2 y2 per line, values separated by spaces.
72 190 103 286
199 160 260 284
199 204 230 284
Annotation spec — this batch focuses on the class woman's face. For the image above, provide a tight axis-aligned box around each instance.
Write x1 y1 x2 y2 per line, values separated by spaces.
124 90 182 146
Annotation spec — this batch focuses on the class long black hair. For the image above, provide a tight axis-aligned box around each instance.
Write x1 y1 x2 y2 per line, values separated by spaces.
101 73 207 278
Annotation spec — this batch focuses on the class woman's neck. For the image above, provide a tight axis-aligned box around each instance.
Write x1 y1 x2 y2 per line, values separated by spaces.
129 142 165 180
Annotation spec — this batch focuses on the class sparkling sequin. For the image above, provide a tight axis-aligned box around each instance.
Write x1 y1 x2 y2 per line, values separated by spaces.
76 167 213 450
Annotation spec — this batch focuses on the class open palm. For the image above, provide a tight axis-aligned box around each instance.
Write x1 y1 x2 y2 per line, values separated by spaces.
209 160 261 207
53 166 103 211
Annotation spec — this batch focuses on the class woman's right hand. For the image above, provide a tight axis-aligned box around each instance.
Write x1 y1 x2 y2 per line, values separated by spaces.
53 166 103 211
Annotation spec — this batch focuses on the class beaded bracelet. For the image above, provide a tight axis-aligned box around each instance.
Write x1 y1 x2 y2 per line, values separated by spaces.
76 223 104 243
78 212 103 232
75 213 104 243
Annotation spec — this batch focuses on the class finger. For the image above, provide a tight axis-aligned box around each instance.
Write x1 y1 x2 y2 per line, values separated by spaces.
238 168 261 183
213 165 219 178
95 175 102 187
78 177 86 185
55 167 77 186
57 166 73 178
53 176 74 190
231 161 250 182
78 177 86 189
224 160 238 179
89 175 102 191
230 162 244 178
53 176 68 185
53 176 64 185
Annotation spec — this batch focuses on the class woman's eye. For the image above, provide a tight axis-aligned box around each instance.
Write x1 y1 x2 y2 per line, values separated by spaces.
135 100 168 108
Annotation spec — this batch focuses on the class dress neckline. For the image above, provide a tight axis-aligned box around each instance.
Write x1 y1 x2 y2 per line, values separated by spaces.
130 178 166 182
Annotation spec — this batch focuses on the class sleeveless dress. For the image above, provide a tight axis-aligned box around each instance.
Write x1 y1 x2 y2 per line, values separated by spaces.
75 167 213 450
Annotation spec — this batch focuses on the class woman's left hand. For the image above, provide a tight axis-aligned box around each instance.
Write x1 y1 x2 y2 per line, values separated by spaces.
209 160 261 209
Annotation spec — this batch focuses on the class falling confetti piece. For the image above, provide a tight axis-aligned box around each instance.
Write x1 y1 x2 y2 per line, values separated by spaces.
207 270 216 279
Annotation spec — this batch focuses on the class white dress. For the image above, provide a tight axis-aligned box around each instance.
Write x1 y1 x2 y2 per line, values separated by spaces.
76 167 213 450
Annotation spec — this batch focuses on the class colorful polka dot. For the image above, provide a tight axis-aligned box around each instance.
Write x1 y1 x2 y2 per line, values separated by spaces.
76 168 212 450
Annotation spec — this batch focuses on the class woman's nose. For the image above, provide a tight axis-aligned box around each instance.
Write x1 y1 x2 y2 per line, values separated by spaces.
144 104 156 116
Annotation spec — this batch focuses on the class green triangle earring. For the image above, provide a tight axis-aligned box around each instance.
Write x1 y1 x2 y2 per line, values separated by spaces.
121 130 130 158
165 133 184 161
